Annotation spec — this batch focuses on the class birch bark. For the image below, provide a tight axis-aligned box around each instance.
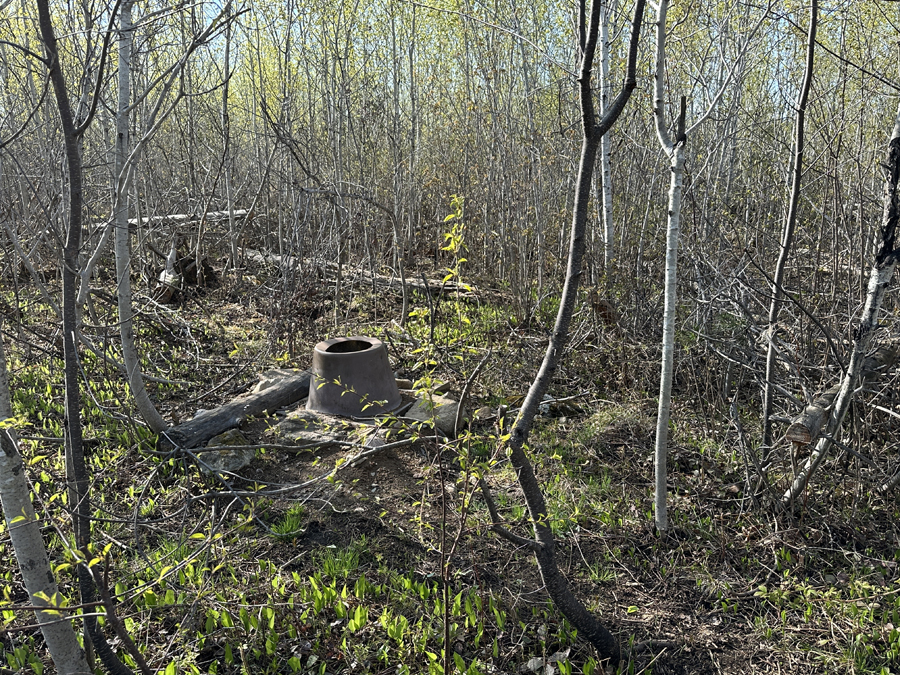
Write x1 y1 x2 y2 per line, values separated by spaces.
650 0 771 531
114 0 168 433
110 4 237 431
783 100 900 504
650 0 685 532
0 325 91 674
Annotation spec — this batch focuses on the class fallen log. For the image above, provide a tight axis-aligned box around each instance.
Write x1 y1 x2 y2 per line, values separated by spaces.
129 209 250 227
158 370 311 451
242 248 475 295
785 343 900 445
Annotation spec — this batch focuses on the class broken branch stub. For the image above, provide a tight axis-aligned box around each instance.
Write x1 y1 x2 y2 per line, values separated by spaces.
785 343 899 446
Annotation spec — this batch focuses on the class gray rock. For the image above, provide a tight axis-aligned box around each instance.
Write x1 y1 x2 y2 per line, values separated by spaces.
277 409 353 447
433 381 453 395
406 395 466 436
200 429 255 476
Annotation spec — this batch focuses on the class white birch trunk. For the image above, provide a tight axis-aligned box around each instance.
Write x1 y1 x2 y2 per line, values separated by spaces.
652 145 685 532
651 0 679 532
113 0 168 433
0 325 91 675
650 0 770 531
784 102 900 503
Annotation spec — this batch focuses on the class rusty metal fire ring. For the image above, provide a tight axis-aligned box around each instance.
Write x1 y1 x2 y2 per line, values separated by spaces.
306 336 401 417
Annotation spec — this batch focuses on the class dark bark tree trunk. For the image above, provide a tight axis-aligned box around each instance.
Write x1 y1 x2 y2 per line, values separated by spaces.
484 0 646 664
35 3 134 673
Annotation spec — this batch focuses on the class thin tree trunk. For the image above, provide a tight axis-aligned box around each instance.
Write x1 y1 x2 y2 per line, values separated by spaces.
599 0 615 268
388 1 409 325
0 324 91 675
36 4 135 672
650 0 682 532
487 0 646 663
114 0 168 433
761 0 817 450
36 0 92 568
651 140 685 533
783 100 900 504
650 0 770 531
222 20 239 276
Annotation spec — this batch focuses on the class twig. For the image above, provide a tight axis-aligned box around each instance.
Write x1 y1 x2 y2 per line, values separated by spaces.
631 638 679 654
192 441 348 454
0 611 108 635
728 370 779 506
745 250 846 377
185 359 258 404
880 466 900 494
91 556 153 675
478 478 540 552
454 349 492 438
0 601 103 613
819 432 875 466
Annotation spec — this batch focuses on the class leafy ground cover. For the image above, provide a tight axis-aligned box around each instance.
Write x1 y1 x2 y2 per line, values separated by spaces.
2 267 899 675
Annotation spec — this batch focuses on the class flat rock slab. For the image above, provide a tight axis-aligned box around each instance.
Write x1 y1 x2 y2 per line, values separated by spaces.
275 409 368 448
199 429 254 476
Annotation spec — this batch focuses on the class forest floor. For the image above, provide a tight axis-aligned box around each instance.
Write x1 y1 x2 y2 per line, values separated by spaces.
2 262 900 675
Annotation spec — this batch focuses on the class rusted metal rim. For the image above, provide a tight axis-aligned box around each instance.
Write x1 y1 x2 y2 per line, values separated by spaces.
306 336 401 417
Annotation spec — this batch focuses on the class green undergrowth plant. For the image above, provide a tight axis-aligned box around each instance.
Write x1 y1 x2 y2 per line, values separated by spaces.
271 503 307 540
3 264 899 675
103 527 598 675
403 196 509 354
751 564 900 673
